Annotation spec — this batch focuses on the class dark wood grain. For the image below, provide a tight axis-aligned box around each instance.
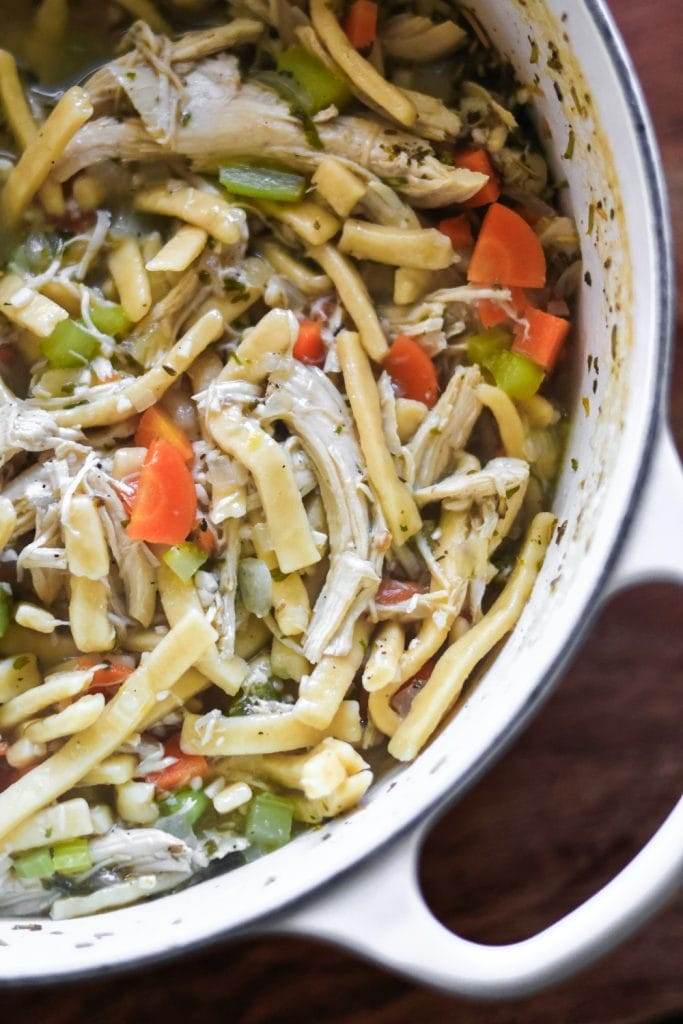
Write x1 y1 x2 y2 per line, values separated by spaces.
5 1 682 1021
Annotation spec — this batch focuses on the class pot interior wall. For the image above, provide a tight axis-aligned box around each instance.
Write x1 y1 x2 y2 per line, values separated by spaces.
0 0 666 980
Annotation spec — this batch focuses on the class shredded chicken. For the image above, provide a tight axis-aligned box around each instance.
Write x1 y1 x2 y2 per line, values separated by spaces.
0 400 84 471
263 359 379 662
407 366 483 487
57 51 484 208
414 457 530 509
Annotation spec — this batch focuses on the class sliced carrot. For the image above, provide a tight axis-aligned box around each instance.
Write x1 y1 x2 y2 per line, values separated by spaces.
92 664 134 692
477 286 527 328
293 319 326 366
454 147 501 208
135 405 194 461
119 474 139 517
437 215 473 250
344 0 378 49
77 655 135 692
146 734 208 792
516 204 543 226
512 305 570 371
194 521 217 556
127 439 197 545
468 203 547 289
384 335 439 408
376 578 428 605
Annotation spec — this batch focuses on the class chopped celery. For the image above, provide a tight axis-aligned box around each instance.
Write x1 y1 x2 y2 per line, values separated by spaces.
490 349 545 400
467 327 542 397
250 71 323 149
0 586 12 639
159 787 209 827
90 300 131 338
237 557 273 618
228 678 285 717
219 163 306 203
13 846 54 880
41 319 100 369
245 792 293 850
466 326 511 366
162 541 208 583
9 231 60 275
277 46 351 114
52 837 92 875
252 70 312 115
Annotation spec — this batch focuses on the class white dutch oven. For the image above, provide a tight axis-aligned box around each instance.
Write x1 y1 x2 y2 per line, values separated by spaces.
1 0 681 997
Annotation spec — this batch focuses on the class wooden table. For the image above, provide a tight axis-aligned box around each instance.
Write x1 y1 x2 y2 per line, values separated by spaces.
8 1 682 1020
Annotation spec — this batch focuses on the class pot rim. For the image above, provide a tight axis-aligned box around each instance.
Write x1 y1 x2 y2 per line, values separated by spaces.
0 0 675 987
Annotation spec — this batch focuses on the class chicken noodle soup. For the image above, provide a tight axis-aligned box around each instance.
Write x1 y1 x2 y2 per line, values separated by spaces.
0 0 576 919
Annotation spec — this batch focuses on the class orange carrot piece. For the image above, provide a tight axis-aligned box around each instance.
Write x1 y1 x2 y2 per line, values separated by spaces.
384 334 439 408
477 286 527 328
468 203 547 289
135 405 194 461
146 734 208 792
127 439 197 545
437 214 473 250
92 665 134 689
454 147 502 208
293 319 326 366
344 0 378 49
194 521 217 556
512 305 570 371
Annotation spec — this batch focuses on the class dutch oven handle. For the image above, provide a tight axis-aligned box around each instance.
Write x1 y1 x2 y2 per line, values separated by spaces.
267 428 683 999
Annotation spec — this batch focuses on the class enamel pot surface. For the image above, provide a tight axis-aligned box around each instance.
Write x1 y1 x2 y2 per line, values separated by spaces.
1 0 680 997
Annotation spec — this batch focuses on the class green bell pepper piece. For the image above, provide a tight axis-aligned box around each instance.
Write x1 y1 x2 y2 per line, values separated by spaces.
245 792 293 850
41 319 100 368
162 541 208 583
